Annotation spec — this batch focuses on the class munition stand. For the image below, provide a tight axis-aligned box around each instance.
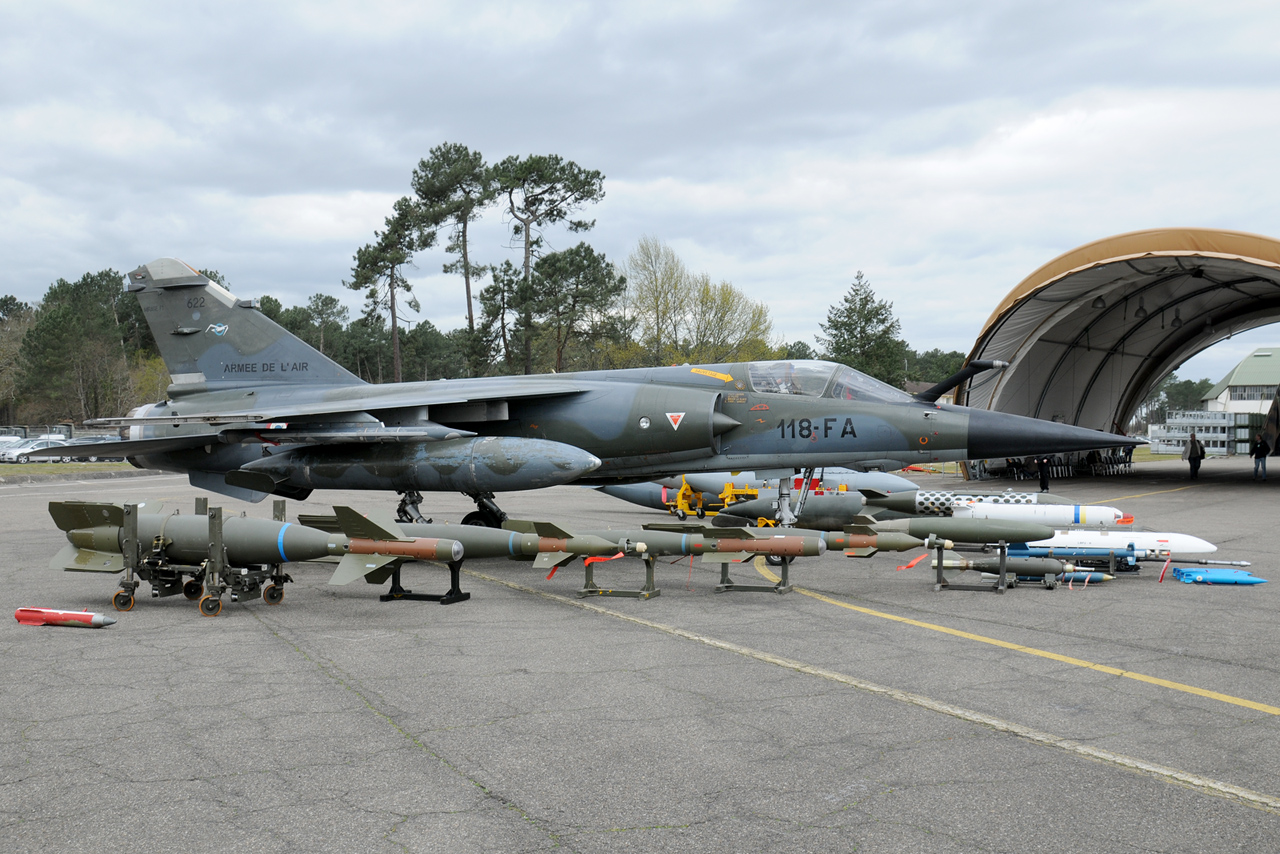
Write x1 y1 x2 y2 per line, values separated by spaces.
379 560 470 604
935 540 1009 593
112 503 143 612
715 555 793 595
578 555 660 599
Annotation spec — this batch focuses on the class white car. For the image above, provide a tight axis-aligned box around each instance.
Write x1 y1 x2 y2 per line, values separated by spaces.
0 438 69 463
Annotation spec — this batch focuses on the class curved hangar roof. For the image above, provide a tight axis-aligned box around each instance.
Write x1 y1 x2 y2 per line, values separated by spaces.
957 228 1280 433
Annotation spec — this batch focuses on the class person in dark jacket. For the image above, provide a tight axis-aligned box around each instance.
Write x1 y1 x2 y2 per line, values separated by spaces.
1182 432 1205 480
1037 456 1050 492
1250 433 1269 481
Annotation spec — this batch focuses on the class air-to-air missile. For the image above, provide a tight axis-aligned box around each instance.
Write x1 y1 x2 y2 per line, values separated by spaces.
78 258 1137 527
1170 567 1267 585
861 488 1074 516
1006 528 1217 566
978 571 1115 585
933 555 1075 576
951 501 1133 527
48 500 465 616
14 607 117 628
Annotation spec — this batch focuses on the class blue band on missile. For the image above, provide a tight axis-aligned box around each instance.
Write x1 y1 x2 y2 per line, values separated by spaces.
277 523 290 562
682 535 688 552
1074 506 1081 524
508 533 518 555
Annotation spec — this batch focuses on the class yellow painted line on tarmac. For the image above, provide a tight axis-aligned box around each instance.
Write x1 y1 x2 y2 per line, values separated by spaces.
754 563 1280 716
1097 484 1197 502
465 567 1280 814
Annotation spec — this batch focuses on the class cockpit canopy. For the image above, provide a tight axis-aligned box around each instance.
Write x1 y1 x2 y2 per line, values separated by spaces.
747 360 914 404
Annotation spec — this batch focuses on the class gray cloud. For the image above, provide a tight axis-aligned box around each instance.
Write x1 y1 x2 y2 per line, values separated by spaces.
3 1 1279 383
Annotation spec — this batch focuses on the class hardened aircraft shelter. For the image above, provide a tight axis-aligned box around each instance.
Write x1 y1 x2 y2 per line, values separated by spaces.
957 228 1280 433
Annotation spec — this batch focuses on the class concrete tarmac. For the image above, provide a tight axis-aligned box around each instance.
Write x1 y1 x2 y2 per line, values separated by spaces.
2 458 1278 852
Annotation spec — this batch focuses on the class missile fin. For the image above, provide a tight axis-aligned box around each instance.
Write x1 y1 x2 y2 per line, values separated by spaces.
533 551 576 570
53 544 123 573
502 519 575 539
844 547 878 558
329 552 398 585
48 501 124 532
332 506 408 542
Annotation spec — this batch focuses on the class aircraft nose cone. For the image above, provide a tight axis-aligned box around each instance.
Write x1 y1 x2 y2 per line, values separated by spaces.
966 409 1133 460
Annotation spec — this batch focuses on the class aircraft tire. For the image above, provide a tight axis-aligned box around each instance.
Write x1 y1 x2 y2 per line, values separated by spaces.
765 554 784 567
263 584 284 605
198 595 222 617
112 591 134 612
462 510 498 528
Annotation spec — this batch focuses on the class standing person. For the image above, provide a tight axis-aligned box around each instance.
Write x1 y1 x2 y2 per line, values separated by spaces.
1250 432 1270 481
1037 455 1050 492
1182 432 1205 480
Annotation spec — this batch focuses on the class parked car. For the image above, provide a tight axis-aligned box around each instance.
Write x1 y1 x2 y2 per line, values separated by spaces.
0 438 69 463
65 436 125 462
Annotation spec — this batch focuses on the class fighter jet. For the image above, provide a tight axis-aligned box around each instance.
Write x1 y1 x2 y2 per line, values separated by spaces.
88 258 1135 525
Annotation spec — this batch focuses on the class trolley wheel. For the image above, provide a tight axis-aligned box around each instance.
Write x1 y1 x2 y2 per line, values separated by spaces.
696 507 706 519
198 595 222 617
183 580 203 601
263 584 284 605
675 509 687 520
112 590 135 612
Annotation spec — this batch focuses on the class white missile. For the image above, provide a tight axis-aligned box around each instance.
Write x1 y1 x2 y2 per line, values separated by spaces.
1024 528 1217 555
951 501 1133 528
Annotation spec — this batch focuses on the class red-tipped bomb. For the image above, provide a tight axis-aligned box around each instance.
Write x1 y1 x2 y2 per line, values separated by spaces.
15 607 116 628
346 537 464 562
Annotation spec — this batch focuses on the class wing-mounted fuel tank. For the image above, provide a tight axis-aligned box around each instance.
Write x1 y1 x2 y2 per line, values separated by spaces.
227 435 601 496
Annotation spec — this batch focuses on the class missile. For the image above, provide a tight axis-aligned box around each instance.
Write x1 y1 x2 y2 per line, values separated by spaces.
862 488 1074 516
1014 529 1217 556
1171 567 1267 585
978 571 1115 584
231 436 602 496
951 501 1133 527
15 607 116 628
938 555 1075 575
871 517 1055 545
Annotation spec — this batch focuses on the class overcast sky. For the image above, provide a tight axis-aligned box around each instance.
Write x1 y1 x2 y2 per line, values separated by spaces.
3 1 1279 382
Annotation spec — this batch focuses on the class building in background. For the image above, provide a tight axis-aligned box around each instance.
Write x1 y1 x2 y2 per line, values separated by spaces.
1201 348 1280 414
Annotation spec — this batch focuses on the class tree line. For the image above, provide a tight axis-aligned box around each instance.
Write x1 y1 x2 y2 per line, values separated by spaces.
0 143 970 425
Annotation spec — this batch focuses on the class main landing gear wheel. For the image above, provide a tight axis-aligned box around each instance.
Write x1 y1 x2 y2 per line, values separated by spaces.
198 596 222 617
112 590 135 611
462 510 501 528
765 554 785 567
263 584 284 605
183 580 203 601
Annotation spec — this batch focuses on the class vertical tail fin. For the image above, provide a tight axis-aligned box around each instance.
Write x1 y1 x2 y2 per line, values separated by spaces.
126 258 363 392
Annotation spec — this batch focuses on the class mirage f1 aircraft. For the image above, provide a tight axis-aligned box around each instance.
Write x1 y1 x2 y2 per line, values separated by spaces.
89 258 1134 526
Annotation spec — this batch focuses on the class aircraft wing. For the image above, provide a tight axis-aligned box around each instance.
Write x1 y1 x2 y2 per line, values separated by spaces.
87 378 590 427
23 434 224 459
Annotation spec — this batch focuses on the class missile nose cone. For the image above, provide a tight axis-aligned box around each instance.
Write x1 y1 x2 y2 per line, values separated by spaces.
816 539 828 555
101 615 117 627
966 409 1132 459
